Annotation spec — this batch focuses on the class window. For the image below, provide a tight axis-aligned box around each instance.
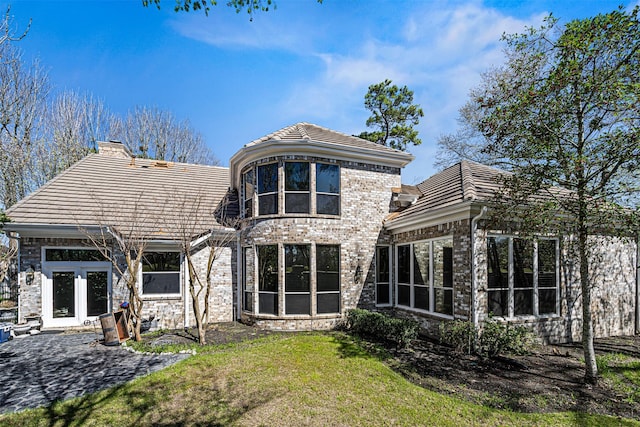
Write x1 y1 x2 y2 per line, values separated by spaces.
316 245 340 313
316 163 340 215
285 244 310 314
375 246 391 305
242 247 254 312
257 163 278 215
45 248 107 262
142 252 181 295
257 245 278 315
487 236 558 317
285 162 310 214
242 169 254 218
396 238 454 316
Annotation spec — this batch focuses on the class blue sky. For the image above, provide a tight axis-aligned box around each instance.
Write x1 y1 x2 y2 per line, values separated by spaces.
6 0 639 183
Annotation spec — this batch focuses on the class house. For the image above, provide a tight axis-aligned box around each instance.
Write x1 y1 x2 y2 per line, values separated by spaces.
4 123 638 343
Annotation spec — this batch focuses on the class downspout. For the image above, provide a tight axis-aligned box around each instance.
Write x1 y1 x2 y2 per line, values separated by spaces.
183 252 189 329
470 206 488 330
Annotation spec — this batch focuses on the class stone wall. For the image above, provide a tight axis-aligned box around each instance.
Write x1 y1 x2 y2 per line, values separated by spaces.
239 157 401 329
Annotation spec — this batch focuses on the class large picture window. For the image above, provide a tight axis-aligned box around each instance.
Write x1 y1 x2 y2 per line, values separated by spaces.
285 244 310 314
285 162 310 214
396 238 454 316
316 245 340 314
142 252 181 295
316 163 340 215
487 236 558 317
257 163 278 215
257 245 278 315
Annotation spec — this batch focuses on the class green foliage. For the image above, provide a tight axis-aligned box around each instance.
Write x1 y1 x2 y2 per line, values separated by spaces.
143 0 322 18
359 79 424 151
439 318 532 358
345 308 419 348
0 210 9 230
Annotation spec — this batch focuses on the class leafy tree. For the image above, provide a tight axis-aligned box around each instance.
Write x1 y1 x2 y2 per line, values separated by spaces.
358 79 424 151
464 7 640 384
143 0 322 18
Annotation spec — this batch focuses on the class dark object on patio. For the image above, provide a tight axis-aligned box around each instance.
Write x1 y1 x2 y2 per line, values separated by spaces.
99 310 131 346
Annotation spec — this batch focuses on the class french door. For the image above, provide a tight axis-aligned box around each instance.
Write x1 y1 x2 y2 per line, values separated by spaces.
43 266 111 328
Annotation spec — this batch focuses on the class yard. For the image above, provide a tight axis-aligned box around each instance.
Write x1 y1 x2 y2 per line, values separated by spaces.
0 325 638 426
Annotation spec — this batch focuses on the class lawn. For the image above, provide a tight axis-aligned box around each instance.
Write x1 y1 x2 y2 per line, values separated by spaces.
0 332 637 426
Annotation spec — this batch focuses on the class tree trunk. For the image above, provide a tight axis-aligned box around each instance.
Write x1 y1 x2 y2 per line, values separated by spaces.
579 223 598 384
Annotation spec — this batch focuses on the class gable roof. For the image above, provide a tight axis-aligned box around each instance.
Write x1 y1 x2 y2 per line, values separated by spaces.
5 153 231 239
230 122 414 187
385 160 504 227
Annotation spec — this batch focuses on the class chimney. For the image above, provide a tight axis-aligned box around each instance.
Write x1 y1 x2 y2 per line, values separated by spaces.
97 140 132 159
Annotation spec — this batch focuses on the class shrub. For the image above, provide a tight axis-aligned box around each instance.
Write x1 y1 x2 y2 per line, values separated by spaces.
439 320 476 354
439 318 532 358
345 309 419 348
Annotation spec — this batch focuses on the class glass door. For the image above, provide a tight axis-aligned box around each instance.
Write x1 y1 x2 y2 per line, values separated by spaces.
52 271 76 319
85 270 109 317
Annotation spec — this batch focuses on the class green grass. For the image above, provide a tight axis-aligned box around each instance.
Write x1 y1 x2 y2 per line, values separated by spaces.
1 332 638 427
597 353 640 404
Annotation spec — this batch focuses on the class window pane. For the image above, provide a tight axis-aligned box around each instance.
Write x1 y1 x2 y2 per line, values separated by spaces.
286 294 310 315
257 163 278 194
317 194 340 215
317 245 340 292
514 289 533 315
376 247 389 283
397 245 411 284
398 284 410 306
46 249 107 262
285 245 310 292
86 271 108 316
413 242 429 285
414 286 428 310
488 289 508 316
433 239 453 289
376 283 390 305
488 237 508 289
285 193 310 213
259 292 277 315
317 163 339 194
539 289 557 315
285 162 309 191
513 238 533 288
244 292 253 312
243 169 254 218
258 194 278 215
538 240 557 288
317 293 340 314
143 252 180 272
143 272 180 294
434 288 453 315
258 245 278 292
53 272 75 318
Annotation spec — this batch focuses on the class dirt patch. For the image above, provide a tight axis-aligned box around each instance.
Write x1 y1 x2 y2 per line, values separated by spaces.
144 323 640 419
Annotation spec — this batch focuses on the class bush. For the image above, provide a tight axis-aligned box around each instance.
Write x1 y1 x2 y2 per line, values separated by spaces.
439 320 476 354
439 318 532 358
345 309 419 348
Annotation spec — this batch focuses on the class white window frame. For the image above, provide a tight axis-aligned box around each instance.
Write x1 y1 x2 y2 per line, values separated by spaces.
139 250 183 299
394 237 454 319
486 234 560 319
375 245 392 307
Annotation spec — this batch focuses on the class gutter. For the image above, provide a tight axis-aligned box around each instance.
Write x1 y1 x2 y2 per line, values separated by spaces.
470 206 488 329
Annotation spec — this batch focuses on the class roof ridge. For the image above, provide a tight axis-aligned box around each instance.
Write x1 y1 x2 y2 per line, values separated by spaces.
460 160 477 201
6 153 97 215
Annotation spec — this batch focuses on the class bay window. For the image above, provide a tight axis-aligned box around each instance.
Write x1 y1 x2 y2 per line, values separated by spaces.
257 163 278 216
285 244 311 314
257 245 278 315
285 162 310 214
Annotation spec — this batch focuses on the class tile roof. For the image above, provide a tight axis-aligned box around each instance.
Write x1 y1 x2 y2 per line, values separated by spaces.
388 160 505 222
245 122 408 156
6 154 231 239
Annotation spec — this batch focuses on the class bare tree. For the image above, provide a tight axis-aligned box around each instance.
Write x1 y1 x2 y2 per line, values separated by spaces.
171 191 238 345
34 90 115 187
110 106 219 166
79 193 166 341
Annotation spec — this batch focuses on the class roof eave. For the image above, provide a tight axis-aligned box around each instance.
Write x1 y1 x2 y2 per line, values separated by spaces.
384 201 486 234
229 139 414 188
